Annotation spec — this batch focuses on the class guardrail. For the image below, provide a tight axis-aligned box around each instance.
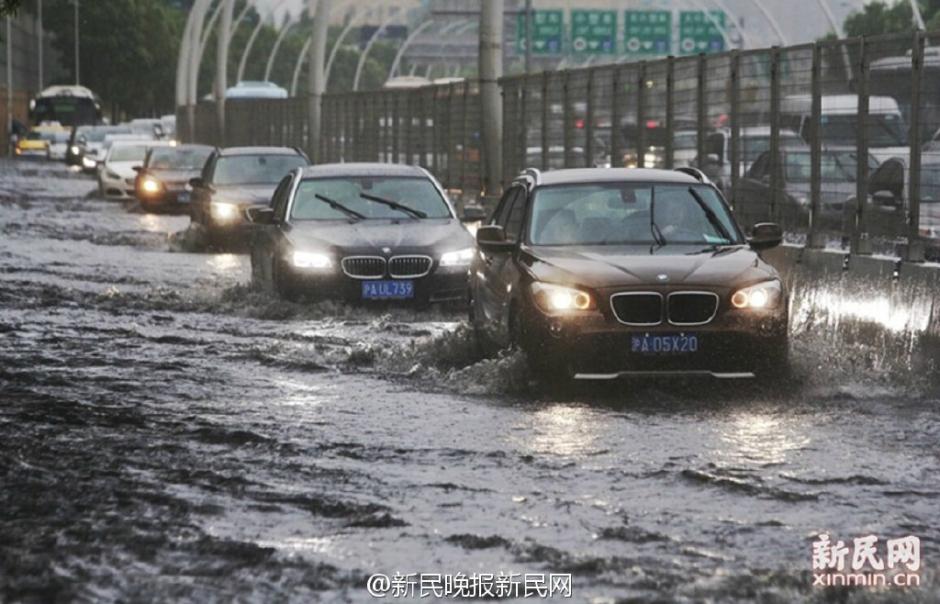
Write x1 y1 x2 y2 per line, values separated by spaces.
179 30 940 261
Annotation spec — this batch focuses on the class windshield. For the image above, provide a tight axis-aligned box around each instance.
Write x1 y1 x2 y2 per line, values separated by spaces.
84 127 132 142
529 183 740 246
213 154 307 185
291 177 451 220
149 147 211 170
109 145 149 162
783 151 876 183
820 114 907 147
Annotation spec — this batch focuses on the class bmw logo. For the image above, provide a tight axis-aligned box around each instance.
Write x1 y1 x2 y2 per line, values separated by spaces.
382 247 391 254
657 273 669 282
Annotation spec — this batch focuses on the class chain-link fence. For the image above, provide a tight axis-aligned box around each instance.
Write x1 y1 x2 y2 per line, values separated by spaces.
181 31 940 260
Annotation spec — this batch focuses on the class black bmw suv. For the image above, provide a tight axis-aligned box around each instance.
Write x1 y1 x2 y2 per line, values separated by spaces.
470 167 789 380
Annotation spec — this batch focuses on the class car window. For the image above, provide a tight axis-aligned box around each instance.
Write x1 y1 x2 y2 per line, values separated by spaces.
212 154 307 186
490 186 519 226
501 188 528 243
290 176 451 220
271 175 292 217
747 153 769 179
869 159 904 198
529 183 740 246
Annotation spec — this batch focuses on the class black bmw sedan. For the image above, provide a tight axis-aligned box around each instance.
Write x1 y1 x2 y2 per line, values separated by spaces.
134 144 213 211
248 163 482 306
470 167 789 380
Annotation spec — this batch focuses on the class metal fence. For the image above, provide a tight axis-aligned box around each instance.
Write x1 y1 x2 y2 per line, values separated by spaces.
181 30 940 260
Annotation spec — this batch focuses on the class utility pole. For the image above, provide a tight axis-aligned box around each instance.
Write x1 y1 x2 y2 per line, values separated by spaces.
308 0 330 162
480 0 504 197
73 0 79 85
37 0 43 90
6 16 12 156
524 0 532 74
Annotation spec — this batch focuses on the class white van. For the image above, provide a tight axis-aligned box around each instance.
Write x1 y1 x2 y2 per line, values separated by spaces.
780 94 908 162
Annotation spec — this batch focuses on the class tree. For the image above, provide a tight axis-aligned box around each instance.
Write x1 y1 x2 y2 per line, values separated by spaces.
1 0 21 17
42 0 184 118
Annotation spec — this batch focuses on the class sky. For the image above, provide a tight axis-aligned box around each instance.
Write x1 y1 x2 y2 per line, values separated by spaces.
244 0 886 48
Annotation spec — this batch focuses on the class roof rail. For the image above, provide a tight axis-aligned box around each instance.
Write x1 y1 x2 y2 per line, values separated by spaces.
673 166 711 184
522 167 541 184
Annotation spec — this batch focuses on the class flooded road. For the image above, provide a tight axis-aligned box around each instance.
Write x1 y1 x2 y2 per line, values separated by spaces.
1 160 938 602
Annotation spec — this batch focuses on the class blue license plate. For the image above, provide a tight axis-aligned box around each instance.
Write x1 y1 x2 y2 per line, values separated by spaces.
631 333 699 355
177 191 191 203
361 280 414 300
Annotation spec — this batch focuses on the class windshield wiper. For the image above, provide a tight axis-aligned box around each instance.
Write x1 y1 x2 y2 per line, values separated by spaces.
649 186 667 247
688 187 734 244
359 192 427 219
314 194 365 220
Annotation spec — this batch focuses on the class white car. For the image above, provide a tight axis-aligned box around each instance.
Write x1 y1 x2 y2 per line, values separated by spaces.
98 140 171 199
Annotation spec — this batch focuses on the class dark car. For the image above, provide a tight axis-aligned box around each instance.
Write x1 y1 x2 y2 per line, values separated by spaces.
189 146 310 246
134 144 213 211
469 167 789 381
734 148 878 230
248 163 481 305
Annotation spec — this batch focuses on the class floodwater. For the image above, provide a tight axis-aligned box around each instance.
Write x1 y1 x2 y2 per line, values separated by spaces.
1 160 938 602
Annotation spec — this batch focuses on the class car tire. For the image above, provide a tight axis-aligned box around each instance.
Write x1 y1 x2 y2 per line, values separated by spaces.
509 306 570 383
273 257 302 302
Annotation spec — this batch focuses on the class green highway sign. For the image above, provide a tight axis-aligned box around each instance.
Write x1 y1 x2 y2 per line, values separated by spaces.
516 10 564 55
679 10 726 55
623 10 672 56
570 10 616 55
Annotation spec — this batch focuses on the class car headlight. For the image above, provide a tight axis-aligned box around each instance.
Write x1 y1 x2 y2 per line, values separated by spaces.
531 282 595 313
210 202 239 222
291 251 332 270
140 177 162 194
731 280 782 310
439 247 474 267
81 156 97 168
70 145 80 155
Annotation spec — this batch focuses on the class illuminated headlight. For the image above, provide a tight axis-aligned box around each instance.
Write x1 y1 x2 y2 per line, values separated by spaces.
291 251 332 270
731 280 782 310
140 177 162 194
439 247 474 267
531 282 595 313
70 145 80 155
81 156 97 169
210 202 239 222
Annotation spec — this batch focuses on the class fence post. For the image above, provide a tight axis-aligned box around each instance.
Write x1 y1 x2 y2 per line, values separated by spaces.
460 81 469 191
519 77 529 171
637 62 647 168
585 68 595 168
729 49 740 208
446 84 455 186
562 70 572 168
665 56 674 169
611 66 623 168
808 43 824 248
768 47 781 223
906 30 925 262
696 54 706 170
541 71 549 171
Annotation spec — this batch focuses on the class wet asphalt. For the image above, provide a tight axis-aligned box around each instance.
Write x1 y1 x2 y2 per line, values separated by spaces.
1 160 938 603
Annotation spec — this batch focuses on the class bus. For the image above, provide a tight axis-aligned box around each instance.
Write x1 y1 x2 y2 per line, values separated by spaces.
29 85 102 128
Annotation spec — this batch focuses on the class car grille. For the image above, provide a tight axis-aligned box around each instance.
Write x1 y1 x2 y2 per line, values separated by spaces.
610 293 663 325
667 292 719 325
388 255 432 278
341 256 386 279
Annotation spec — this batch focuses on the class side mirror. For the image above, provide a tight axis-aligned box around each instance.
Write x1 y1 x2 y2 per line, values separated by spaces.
871 189 900 212
748 222 783 250
189 177 204 189
461 205 487 223
706 153 721 165
246 206 275 225
476 225 515 252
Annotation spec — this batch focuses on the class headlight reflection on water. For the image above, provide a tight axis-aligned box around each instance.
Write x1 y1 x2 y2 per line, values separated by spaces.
207 253 242 274
718 412 810 467
523 404 605 458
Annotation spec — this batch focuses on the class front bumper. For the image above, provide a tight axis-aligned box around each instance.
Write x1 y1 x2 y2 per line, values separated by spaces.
288 265 469 305
100 174 135 199
519 292 788 378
